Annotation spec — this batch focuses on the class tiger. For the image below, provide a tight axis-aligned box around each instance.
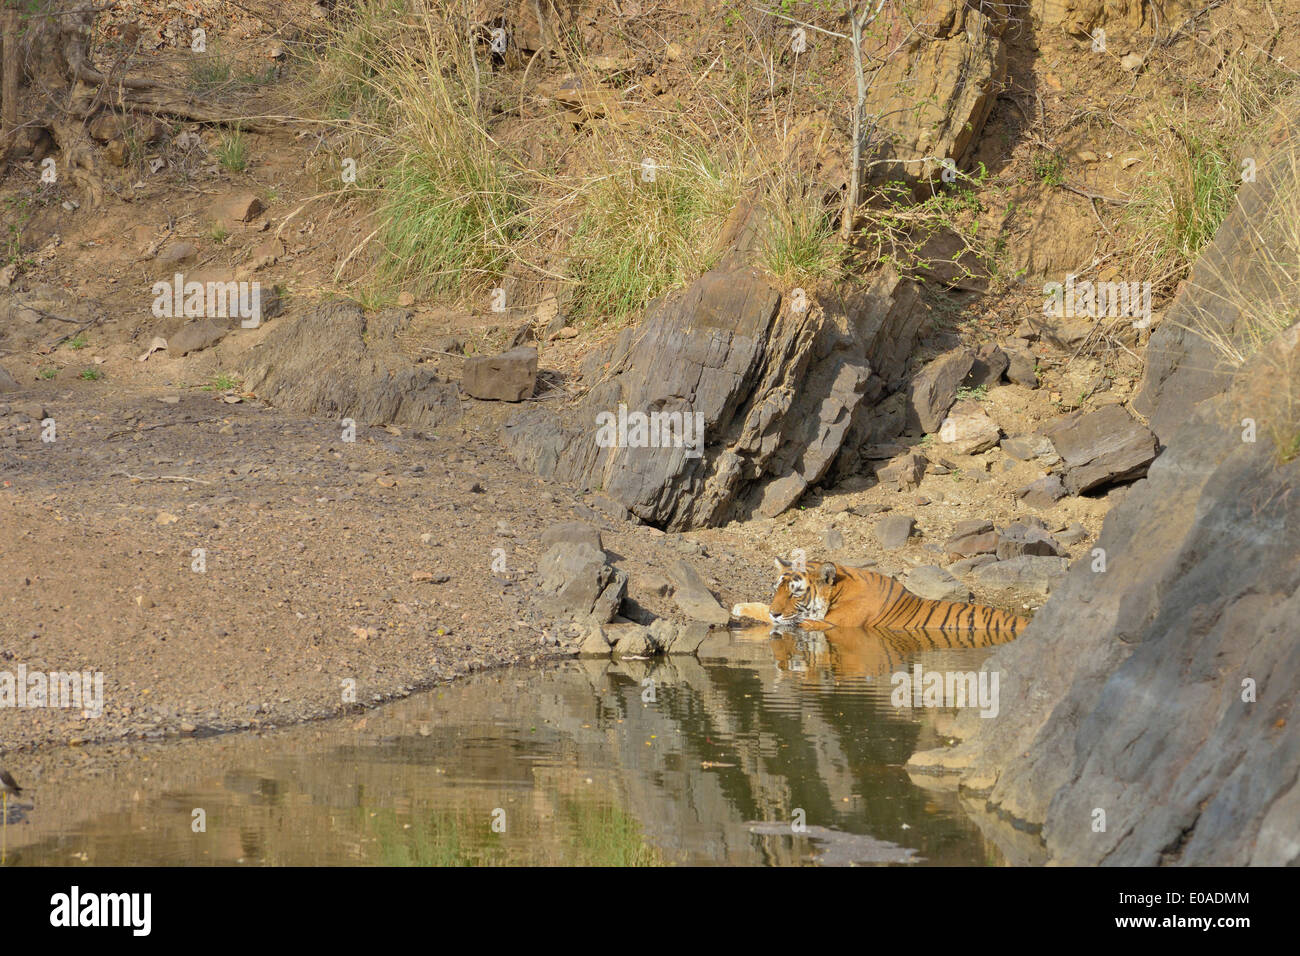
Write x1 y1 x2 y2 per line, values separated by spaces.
731 557 1030 636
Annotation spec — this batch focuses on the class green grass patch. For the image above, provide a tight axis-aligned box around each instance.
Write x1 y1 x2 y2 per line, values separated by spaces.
298 0 413 122
187 48 233 95
567 150 741 325
376 143 524 299
1134 130 1235 265
203 373 242 391
217 128 248 173
758 176 841 287
1032 150 1066 187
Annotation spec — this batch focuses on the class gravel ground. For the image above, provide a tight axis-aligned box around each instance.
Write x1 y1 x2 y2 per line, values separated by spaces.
0 383 775 753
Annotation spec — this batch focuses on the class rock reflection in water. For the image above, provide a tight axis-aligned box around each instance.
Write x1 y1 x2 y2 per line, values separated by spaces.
4 625 1023 866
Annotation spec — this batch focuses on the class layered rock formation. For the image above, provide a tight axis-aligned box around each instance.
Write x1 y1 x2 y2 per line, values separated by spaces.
862 0 1009 187
908 128 1300 865
503 266 928 530
1030 0 1197 37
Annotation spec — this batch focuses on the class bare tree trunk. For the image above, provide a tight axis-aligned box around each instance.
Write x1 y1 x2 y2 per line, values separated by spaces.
841 4 866 242
840 0 889 242
1 8 19 162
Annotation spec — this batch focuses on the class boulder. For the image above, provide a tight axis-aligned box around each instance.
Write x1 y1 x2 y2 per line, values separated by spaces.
215 192 264 223
908 348 974 433
637 572 673 598
537 541 627 624
945 529 999 557
462 346 538 402
965 343 1008 387
874 514 916 549
1041 405 1158 494
861 0 1008 188
877 451 927 490
540 521 602 552
169 317 229 356
1000 434 1057 462
611 625 656 658
905 565 971 603
863 442 909 460
1134 104 1300 444
1057 522 1088 546
668 621 712 656
995 523 1066 560
0 365 20 392
1017 474 1067 509
937 400 1001 455
622 570 673 625
241 301 460 430
588 493 630 523
1004 345 1038 387
646 618 680 653
1032 0 1197 39
948 553 997 574
665 557 729 625
971 555 1069 597
915 318 1300 864
578 624 615 657
836 392 910 467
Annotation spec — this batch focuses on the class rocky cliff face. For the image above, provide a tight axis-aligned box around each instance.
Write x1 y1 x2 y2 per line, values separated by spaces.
861 0 1008 188
908 129 1300 865
502 266 928 530
1134 115 1300 445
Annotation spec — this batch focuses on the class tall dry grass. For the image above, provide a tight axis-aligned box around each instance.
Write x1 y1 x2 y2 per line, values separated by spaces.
297 0 851 319
1178 106 1300 464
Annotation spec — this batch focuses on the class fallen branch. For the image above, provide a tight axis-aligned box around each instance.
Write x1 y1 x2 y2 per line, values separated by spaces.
104 418 222 439
1058 182 1134 206
109 471 213 484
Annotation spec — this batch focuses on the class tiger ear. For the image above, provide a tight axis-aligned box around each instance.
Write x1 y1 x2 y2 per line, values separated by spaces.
818 562 837 585
775 557 791 571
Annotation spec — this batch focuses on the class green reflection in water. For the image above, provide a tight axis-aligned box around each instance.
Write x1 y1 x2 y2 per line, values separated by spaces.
4 624 1023 866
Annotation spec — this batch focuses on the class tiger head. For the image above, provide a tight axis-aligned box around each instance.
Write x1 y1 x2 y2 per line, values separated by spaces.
768 558 836 628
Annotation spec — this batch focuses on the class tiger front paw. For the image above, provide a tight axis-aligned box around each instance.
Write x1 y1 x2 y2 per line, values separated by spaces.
798 619 832 631
731 602 772 622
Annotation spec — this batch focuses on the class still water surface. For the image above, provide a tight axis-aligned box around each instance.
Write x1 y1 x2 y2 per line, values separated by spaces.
4 626 1018 865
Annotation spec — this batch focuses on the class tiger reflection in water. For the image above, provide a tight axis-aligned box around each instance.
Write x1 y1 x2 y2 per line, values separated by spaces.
730 622 1018 682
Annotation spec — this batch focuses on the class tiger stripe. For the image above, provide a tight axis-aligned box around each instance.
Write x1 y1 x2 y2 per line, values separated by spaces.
759 559 1031 636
